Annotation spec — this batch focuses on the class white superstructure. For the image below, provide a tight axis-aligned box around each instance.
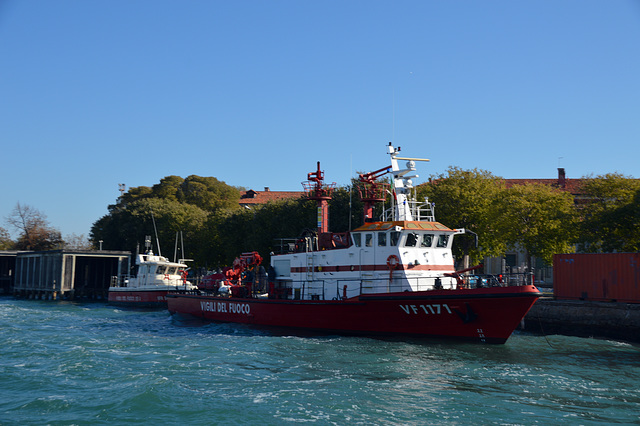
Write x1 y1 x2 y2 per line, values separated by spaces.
110 248 197 292
270 143 466 301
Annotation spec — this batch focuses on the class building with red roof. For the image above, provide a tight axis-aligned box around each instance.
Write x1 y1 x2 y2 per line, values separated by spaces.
239 187 304 209
504 168 589 205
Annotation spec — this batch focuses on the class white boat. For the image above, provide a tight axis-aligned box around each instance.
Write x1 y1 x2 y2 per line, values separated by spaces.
109 237 197 307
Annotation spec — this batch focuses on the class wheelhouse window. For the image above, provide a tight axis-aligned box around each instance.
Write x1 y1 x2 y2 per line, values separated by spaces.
378 232 387 247
365 233 373 247
421 234 434 248
390 231 400 246
437 234 449 248
405 232 419 247
353 233 362 247
156 265 167 274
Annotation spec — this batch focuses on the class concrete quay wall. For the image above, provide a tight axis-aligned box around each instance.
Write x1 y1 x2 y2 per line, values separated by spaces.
523 298 640 343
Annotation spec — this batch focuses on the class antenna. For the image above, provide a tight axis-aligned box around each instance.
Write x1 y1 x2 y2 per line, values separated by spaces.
349 153 353 230
150 211 162 257
118 183 126 198
392 88 395 143
180 231 185 261
173 231 179 262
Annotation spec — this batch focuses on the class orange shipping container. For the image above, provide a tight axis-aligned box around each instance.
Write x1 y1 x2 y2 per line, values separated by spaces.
553 253 640 303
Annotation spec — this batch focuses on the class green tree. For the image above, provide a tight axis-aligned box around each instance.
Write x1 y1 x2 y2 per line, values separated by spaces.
329 184 367 232
578 173 640 252
91 174 241 267
90 198 209 263
151 175 183 202
178 175 241 211
207 197 317 267
117 175 241 213
417 167 506 266
610 188 640 252
120 185 153 205
496 183 578 267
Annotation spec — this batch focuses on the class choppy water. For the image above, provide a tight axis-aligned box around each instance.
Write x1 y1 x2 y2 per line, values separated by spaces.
1 297 638 425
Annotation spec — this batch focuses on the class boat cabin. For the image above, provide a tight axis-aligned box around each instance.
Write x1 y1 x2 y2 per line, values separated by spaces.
350 221 454 249
110 251 191 289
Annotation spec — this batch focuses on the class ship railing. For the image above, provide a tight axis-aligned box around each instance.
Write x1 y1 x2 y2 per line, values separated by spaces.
274 273 534 301
334 277 437 297
271 273 533 301
110 276 122 288
453 272 535 289
382 197 435 222
110 275 128 288
170 272 535 300
344 273 534 295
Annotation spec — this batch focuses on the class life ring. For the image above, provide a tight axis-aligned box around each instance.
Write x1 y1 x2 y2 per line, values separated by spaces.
387 255 400 269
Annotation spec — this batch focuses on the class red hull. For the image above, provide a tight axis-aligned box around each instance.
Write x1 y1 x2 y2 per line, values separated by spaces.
167 286 541 343
108 290 169 308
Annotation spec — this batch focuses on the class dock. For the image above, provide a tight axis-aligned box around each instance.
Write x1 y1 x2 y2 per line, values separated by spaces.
524 297 640 343
2 249 130 300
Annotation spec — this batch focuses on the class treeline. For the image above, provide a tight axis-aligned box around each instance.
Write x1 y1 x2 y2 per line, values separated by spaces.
88 169 640 270
88 174 370 269
3 169 638 272
0 203 91 251
417 167 640 268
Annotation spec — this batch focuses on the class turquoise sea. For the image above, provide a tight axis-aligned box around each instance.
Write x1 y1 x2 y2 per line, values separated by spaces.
1 297 639 425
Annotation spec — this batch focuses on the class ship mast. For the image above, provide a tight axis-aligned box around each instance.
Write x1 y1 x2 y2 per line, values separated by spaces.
388 143 430 221
358 165 390 223
302 162 336 234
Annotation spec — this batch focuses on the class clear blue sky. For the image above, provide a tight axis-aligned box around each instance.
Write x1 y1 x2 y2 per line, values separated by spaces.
1 0 639 239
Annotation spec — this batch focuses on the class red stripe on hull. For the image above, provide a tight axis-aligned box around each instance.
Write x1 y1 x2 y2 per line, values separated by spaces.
167 286 541 343
108 290 168 308
291 264 453 273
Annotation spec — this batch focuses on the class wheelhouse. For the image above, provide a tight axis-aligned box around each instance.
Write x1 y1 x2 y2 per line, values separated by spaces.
350 221 457 249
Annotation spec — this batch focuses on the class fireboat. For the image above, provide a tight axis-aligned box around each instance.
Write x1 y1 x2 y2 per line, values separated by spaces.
167 143 541 343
